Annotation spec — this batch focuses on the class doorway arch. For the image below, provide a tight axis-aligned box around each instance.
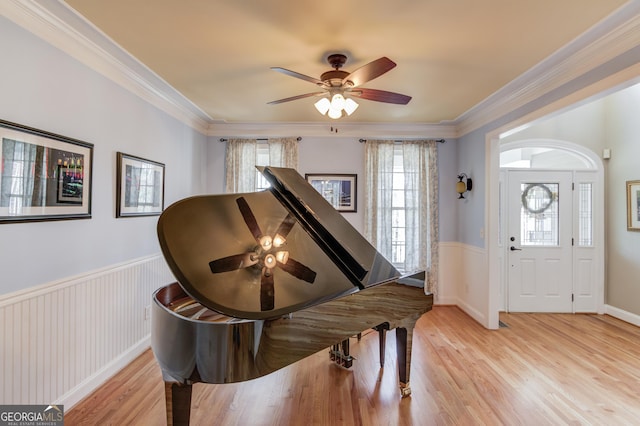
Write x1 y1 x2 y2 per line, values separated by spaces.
500 139 601 170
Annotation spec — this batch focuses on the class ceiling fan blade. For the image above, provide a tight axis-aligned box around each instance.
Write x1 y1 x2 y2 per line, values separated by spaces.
267 92 325 105
278 258 316 284
260 272 275 311
275 214 296 239
236 197 263 243
209 253 257 273
271 67 324 86
342 57 396 88
349 88 412 105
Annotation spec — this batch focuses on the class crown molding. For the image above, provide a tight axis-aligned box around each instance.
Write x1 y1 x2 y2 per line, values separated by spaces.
207 121 457 139
1 0 212 134
455 1 640 137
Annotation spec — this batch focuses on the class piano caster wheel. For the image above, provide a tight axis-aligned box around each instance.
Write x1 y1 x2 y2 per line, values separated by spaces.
399 383 412 398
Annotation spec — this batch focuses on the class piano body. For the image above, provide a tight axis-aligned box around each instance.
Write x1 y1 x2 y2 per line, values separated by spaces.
152 167 433 425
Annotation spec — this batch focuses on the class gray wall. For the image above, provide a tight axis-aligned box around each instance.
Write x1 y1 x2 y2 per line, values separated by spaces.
604 85 640 314
0 17 207 295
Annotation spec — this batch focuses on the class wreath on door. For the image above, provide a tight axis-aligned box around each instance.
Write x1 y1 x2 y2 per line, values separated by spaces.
521 183 554 214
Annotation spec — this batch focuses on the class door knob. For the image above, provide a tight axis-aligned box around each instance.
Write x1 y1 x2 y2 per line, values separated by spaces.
510 246 522 251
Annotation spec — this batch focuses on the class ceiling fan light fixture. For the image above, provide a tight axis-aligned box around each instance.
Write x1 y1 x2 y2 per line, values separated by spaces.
327 107 342 119
314 97 331 115
343 98 359 115
330 93 346 110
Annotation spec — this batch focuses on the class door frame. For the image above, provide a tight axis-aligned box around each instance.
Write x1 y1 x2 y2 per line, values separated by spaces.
494 139 605 316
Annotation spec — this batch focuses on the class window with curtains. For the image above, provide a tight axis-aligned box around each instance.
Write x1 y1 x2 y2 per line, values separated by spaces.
364 139 439 295
225 138 298 194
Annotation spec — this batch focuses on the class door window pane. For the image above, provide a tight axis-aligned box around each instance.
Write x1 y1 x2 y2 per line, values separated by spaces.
578 183 593 246
521 183 558 246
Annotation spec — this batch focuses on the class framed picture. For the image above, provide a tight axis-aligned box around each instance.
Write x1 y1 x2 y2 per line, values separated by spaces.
626 180 640 231
0 119 93 223
116 152 165 217
305 173 357 212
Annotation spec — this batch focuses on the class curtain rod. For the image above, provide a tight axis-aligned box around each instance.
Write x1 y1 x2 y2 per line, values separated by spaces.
219 137 302 142
359 138 445 143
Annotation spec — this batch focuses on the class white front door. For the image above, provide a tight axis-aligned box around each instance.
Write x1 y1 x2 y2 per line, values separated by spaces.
507 170 573 312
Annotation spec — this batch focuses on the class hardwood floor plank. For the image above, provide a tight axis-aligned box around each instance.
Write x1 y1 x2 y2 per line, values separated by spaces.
64 307 640 425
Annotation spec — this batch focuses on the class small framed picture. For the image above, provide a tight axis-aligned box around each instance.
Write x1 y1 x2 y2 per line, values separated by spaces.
116 152 165 217
626 180 640 231
0 119 93 223
305 173 357 212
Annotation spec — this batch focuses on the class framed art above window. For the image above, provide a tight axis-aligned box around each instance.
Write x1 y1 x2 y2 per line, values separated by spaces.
305 173 357 212
0 119 93 223
116 152 165 217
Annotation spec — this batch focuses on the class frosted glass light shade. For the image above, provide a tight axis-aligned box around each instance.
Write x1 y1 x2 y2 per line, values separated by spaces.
344 98 359 115
330 93 345 110
314 98 331 115
327 107 342 119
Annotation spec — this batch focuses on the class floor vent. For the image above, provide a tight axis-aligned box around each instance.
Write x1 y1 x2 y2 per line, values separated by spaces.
499 320 509 328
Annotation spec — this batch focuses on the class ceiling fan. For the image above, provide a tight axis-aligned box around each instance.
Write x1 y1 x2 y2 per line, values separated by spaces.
268 54 411 118
208 197 317 311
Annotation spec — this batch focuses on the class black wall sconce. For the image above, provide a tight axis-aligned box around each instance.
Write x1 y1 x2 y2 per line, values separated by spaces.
456 174 472 199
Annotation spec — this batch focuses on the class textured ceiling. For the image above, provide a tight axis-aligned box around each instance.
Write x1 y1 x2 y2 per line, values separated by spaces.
64 0 627 124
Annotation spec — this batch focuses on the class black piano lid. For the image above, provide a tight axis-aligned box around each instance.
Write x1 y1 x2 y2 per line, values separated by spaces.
258 166 401 289
157 167 408 320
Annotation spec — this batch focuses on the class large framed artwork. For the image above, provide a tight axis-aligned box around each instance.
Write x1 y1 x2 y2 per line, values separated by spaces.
116 152 165 217
0 119 93 223
305 173 357 212
626 180 640 231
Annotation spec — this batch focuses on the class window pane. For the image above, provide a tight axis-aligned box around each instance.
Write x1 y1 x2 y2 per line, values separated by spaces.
578 183 593 246
521 183 559 246
392 172 404 189
392 209 405 227
392 189 404 207
255 144 270 190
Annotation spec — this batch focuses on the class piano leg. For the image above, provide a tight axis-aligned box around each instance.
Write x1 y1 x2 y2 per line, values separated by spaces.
373 323 389 368
164 382 193 426
395 326 413 398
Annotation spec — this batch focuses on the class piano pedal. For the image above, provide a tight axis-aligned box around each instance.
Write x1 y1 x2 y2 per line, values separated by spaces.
328 341 355 369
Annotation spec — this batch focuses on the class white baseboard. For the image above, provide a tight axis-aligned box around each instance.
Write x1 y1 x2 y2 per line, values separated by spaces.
604 304 640 327
455 297 487 326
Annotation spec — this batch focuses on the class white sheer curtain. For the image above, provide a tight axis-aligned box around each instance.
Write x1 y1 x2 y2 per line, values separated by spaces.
363 140 395 252
364 139 439 295
267 137 298 169
224 137 298 193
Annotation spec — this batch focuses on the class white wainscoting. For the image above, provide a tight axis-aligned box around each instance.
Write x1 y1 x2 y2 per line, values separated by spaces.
454 243 489 326
0 254 174 408
438 242 491 327
436 242 461 305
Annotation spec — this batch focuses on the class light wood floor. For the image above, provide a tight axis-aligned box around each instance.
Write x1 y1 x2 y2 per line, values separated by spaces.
65 307 640 425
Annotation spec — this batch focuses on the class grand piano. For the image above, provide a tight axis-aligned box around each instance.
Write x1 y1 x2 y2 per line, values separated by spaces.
152 167 433 425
